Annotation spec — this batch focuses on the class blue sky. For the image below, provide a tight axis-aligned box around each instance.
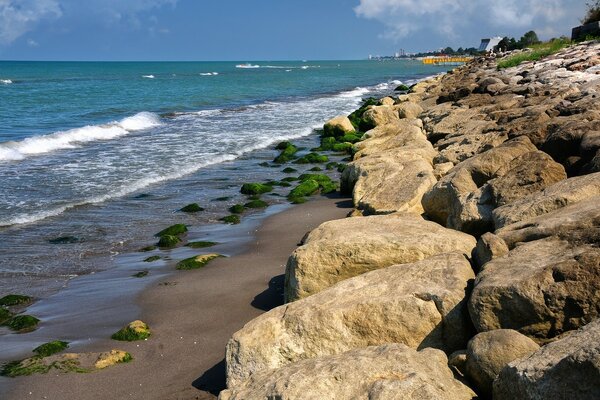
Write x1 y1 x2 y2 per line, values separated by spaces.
0 0 589 61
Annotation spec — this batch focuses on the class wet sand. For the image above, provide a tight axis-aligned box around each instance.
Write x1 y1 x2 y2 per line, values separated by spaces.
2 195 351 400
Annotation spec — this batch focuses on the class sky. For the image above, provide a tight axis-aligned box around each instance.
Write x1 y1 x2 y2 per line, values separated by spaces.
0 0 589 61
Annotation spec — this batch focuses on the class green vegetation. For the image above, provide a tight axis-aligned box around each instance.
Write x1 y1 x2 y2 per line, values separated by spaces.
282 167 297 173
155 224 188 237
294 152 329 164
394 84 410 91
583 1 600 24
212 196 231 201
497 38 571 69
281 176 298 182
244 199 268 208
33 341 69 357
326 162 339 171
186 241 218 248
220 215 241 224
288 180 320 200
229 204 245 214
143 255 161 262
139 245 157 252
132 271 149 278
0 294 32 307
240 182 273 195
273 142 299 163
6 315 40 332
176 254 224 270
157 234 181 248
180 203 204 213
0 307 13 324
339 134 361 143
111 320 151 341
309 166 323 171
1 358 52 377
347 97 378 132
332 142 353 153
298 174 337 194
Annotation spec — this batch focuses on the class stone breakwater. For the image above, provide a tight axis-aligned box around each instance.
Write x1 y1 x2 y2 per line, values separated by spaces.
220 41 600 399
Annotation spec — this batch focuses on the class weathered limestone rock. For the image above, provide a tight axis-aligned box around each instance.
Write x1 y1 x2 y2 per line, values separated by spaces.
434 131 508 165
323 115 355 136
421 137 539 234
493 172 600 228
379 96 395 106
469 236 600 341
353 120 432 159
285 214 476 301
494 319 600 400
472 232 509 270
422 106 496 144
220 344 477 400
465 330 539 398
362 105 400 127
394 101 423 119
342 148 437 215
228 253 476 387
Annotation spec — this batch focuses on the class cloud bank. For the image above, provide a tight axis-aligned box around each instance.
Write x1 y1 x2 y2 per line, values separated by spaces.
0 0 177 45
355 0 582 42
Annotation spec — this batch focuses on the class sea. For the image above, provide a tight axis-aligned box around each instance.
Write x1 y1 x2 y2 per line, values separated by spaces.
0 60 449 360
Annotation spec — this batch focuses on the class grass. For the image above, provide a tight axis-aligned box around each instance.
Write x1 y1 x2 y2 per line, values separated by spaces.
497 39 571 69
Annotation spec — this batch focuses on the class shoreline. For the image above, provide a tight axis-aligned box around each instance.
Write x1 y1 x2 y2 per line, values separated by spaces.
2 194 352 399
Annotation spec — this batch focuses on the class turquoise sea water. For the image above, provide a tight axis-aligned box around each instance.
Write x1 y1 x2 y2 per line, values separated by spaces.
0 60 448 297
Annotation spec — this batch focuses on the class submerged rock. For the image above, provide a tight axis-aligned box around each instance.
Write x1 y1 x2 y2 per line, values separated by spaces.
176 254 224 270
240 183 273 195
180 203 204 213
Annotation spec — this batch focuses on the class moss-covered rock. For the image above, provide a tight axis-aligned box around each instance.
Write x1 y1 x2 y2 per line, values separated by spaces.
244 200 268 209
309 166 323 171
180 203 204 213
5 315 40 332
395 84 410 91
274 143 299 164
176 254 224 270
241 183 273 195
33 341 69 357
0 294 32 307
229 204 245 214
48 236 82 244
319 136 337 151
275 141 293 150
139 245 157 252
186 241 218 249
288 180 320 202
332 142 353 153
213 196 232 202
337 163 347 173
326 162 339 170
282 167 297 174
95 350 132 369
281 176 298 182
155 224 188 237
221 215 241 224
340 134 361 143
0 307 13 324
143 255 161 262
132 270 149 278
157 235 181 248
111 320 150 341
298 174 336 193
348 97 378 132
294 153 329 164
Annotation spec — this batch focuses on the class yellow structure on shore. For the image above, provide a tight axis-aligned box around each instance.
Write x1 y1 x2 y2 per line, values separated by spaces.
422 56 473 65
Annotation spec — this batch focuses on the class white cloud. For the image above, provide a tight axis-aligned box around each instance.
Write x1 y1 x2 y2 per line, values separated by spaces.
27 37 38 46
0 0 62 45
355 0 584 42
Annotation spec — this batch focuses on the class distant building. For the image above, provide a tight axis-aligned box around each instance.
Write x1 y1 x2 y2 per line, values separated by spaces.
478 37 503 52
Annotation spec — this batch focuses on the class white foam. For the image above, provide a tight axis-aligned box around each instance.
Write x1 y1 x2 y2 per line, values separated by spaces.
235 64 260 69
1 79 12 84
0 112 161 162
200 72 219 76
338 86 370 98
142 75 155 79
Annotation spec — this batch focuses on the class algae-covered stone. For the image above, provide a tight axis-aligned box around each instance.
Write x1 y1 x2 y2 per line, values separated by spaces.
94 350 132 369
33 341 69 357
0 307 13 324
240 183 273 195
176 253 224 270
132 271 149 278
273 143 298 164
395 84 410 91
282 167 297 173
220 215 241 224
157 234 181 248
186 241 218 249
180 203 204 213
139 245 157 252
155 224 188 237
288 180 320 201
229 204 245 214
332 142 353 153
111 320 151 341
323 115 356 137
244 200 268 209
6 315 40 332
143 255 161 262
0 294 33 307
294 152 329 164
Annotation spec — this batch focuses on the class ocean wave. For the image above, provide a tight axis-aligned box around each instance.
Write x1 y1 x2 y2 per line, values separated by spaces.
142 75 155 79
1 79 13 85
200 72 219 76
337 87 370 98
236 64 260 69
0 112 161 162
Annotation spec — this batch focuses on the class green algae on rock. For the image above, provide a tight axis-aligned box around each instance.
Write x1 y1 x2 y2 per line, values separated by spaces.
143 255 161 262
0 307 13 324
274 142 299 164
229 204 246 214
132 271 149 278
33 341 69 357
244 200 268 209
282 167 297 174
176 254 224 270
221 214 241 224
288 180 320 202
186 241 218 249
157 234 181 249
139 245 157 252
111 320 151 341
294 153 329 164
240 183 273 195
298 174 337 194
155 224 188 237
5 315 40 332
0 294 33 307
180 203 205 213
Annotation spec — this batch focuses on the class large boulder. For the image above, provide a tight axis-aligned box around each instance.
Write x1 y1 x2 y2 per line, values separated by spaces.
492 171 600 228
227 253 476 387
220 344 477 400
342 148 437 215
434 131 508 165
285 213 476 301
469 236 600 341
323 115 355 136
494 319 600 399
394 101 424 119
361 105 400 128
353 120 431 159
465 330 539 398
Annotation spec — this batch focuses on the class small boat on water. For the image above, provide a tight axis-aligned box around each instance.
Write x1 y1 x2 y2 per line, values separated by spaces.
235 63 260 69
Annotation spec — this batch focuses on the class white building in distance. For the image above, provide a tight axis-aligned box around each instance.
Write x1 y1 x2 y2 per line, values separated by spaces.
478 37 503 52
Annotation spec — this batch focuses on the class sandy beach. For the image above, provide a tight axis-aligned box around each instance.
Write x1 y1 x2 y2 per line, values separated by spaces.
2 195 352 400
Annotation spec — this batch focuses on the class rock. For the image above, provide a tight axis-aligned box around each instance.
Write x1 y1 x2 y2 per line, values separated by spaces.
394 102 423 119
323 115 355 137
472 232 509 270
94 350 132 369
353 120 432 159
361 105 400 128
493 172 600 228
448 350 468 376
493 319 600 400
180 203 204 213
422 137 538 235
434 131 508 165
111 320 151 341
220 344 476 400
342 148 436 215
285 213 476 301
240 183 273 195
155 224 188 237
465 330 539 398
227 253 476 387
469 236 600 341
379 96 395 106
176 254 224 270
